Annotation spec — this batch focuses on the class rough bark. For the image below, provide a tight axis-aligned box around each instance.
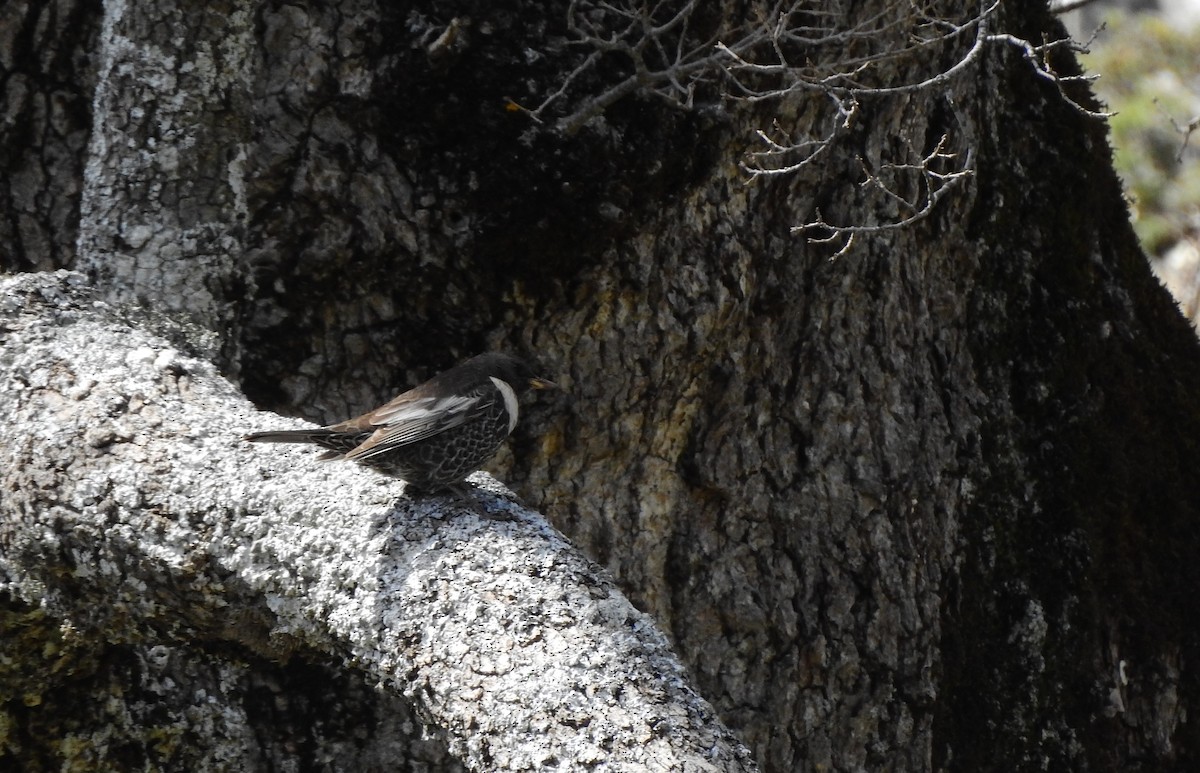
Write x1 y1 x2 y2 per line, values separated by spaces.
2 0 1200 771
0 272 755 771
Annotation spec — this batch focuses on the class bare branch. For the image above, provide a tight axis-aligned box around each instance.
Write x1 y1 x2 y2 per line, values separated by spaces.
1157 101 1200 162
742 93 858 176
793 143 977 253
535 1 1102 244
986 30 1112 119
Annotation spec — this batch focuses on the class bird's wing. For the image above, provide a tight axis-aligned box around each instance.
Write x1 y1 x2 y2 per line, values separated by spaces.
342 386 490 460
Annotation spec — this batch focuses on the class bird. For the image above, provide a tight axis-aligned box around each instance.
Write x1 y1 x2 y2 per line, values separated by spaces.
243 352 556 490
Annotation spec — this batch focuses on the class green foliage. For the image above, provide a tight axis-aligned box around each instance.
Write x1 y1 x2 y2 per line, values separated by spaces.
1082 13 1200 256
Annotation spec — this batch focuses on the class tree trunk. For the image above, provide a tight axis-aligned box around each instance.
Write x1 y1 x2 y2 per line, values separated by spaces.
3 0 1199 771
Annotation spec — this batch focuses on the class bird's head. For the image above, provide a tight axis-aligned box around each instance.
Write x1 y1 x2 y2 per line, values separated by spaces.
469 352 557 394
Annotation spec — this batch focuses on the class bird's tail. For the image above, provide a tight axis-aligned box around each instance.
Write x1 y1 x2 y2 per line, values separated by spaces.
243 428 353 460
243 429 333 444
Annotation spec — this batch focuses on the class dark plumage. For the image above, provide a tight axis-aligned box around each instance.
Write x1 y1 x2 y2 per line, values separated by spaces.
243 353 555 489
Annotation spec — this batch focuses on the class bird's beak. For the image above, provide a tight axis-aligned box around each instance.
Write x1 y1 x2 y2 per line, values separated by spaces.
529 377 557 391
